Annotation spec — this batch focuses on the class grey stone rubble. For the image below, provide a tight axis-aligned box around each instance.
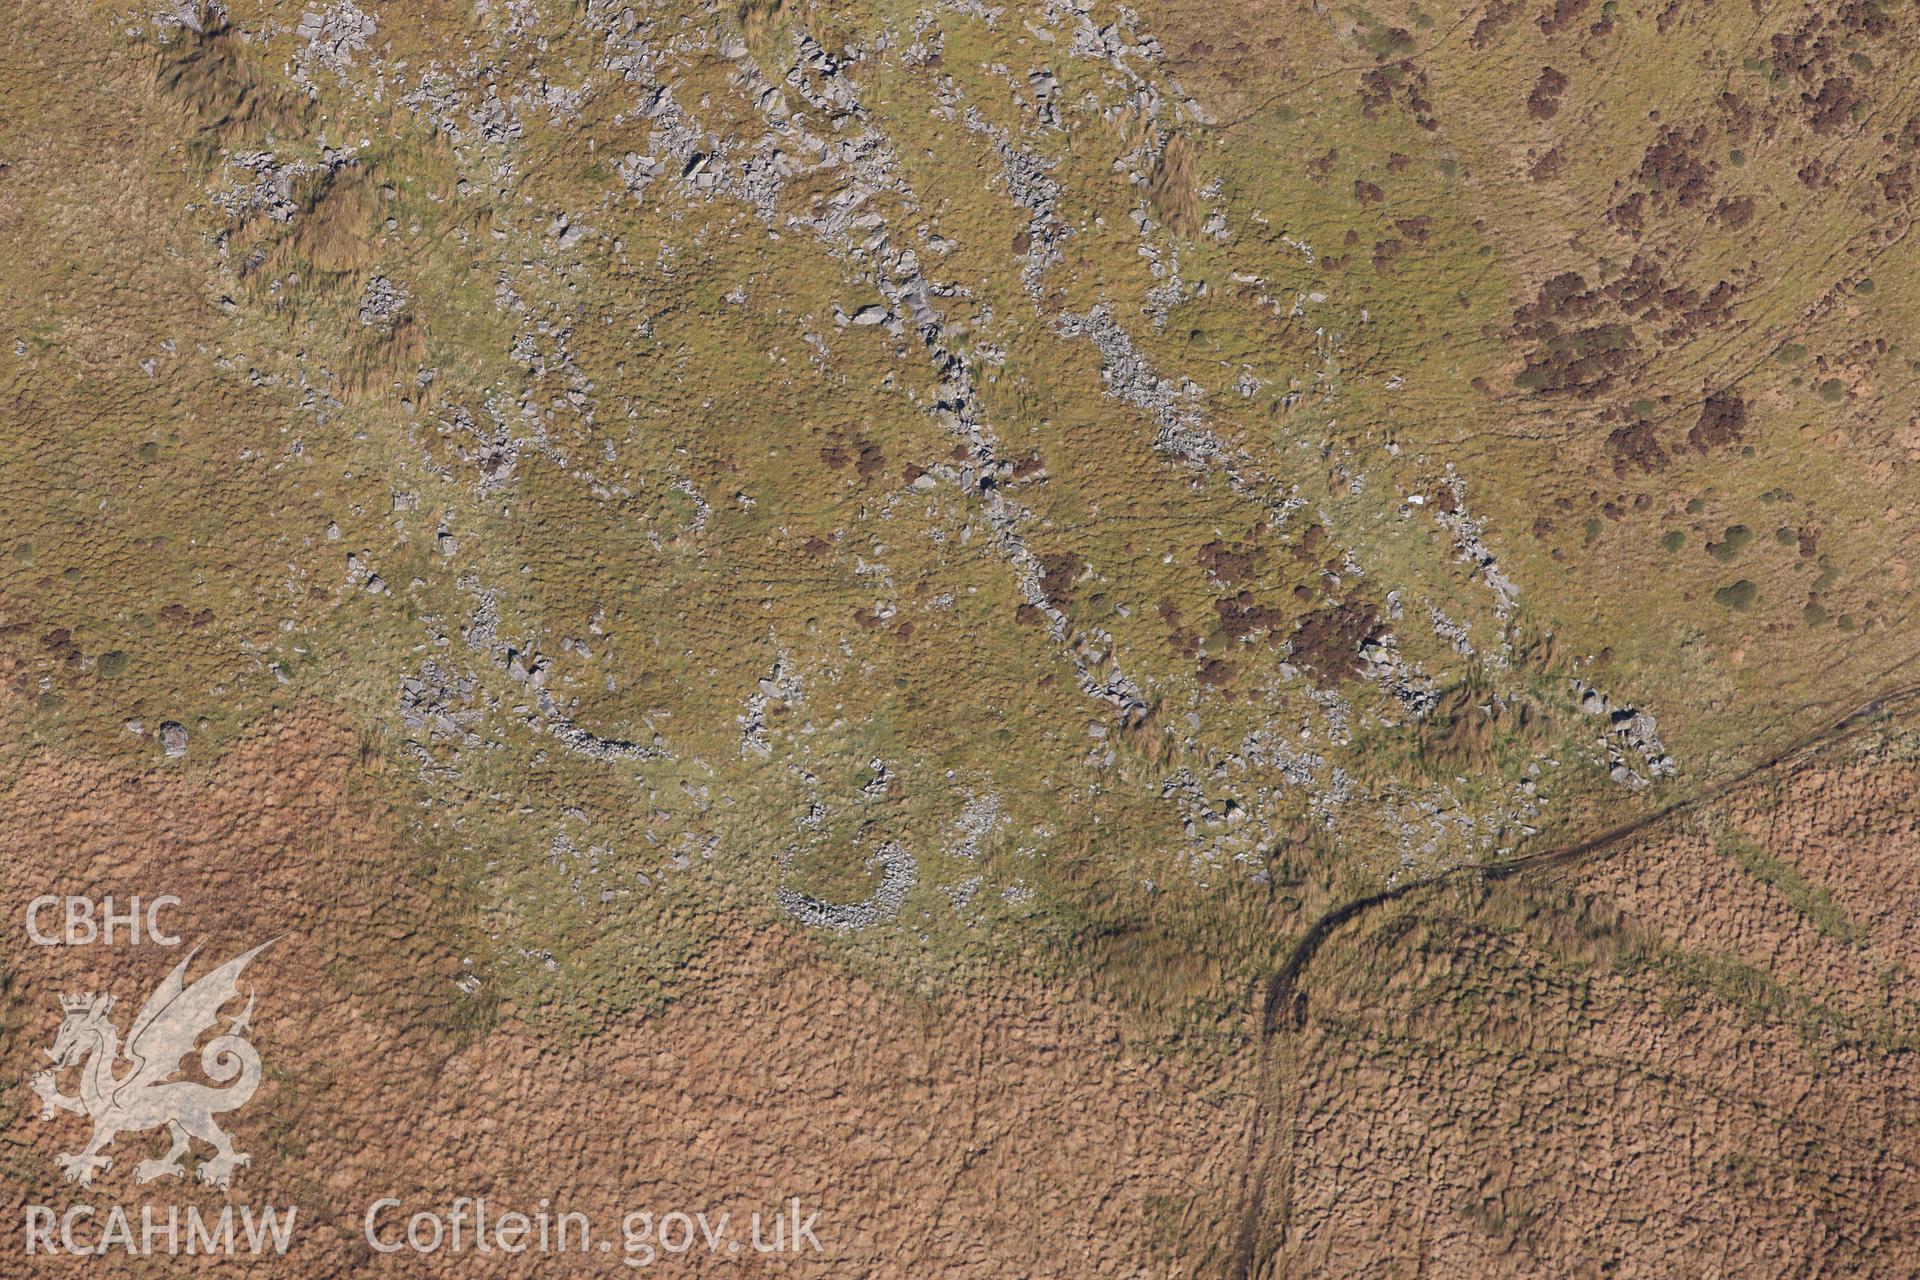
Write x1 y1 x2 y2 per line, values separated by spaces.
778 842 919 932
432 399 574 497
951 792 1002 860
1241 729 1326 789
1575 681 1677 787
1157 767 1276 874
1428 606 1475 657
689 22 1153 724
1055 305 1218 468
547 831 636 906
357 275 409 329
739 656 802 759
536 687 664 765
1435 469 1521 623
214 148 355 224
963 108 1069 294
942 27 1481 864
986 7 1643 869
290 2 378 94
359 2 1684 896
945 874 986 911
460 583 667 765
1051 301 1447 743
399 661 482 745
150 0 221 35
1356 633 1440 720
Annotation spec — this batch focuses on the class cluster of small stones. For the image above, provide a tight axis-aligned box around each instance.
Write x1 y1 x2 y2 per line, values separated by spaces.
357 275 409 330
548 830 625 907
1158 768 1270 877
950 792 1003 861
739 657 802 760
399 661 483 746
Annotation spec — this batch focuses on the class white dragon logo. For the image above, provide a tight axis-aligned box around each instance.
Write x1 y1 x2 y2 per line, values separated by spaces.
28 940 276 1189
